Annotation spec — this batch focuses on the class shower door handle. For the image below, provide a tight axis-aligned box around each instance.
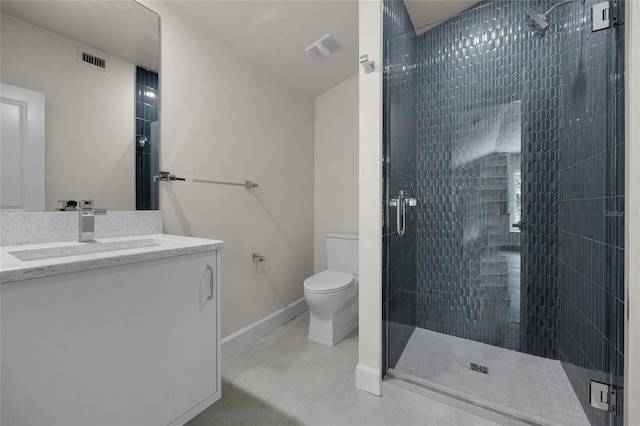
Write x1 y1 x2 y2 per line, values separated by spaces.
397 192 406 236
391 191 417 237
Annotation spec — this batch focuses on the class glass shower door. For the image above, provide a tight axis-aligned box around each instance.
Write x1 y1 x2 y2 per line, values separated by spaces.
382 0 625 425
382 22 419 372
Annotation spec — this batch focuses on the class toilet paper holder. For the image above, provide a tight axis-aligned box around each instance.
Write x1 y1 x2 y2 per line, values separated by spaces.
252 253 270 274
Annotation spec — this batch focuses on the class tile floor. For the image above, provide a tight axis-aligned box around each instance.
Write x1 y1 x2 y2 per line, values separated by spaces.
392 328 589 426
188 312 530 426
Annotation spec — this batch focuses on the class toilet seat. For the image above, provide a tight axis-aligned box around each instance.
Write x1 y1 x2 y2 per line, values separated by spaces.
303 270 355 294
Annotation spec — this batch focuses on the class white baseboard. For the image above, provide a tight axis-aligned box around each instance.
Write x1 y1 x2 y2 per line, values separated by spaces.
355 363 381 396
221 298 308 360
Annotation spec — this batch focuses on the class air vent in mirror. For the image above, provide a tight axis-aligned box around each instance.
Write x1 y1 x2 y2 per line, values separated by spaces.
77 48 108 72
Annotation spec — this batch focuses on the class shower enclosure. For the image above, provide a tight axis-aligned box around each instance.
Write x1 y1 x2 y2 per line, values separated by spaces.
382 0 625 425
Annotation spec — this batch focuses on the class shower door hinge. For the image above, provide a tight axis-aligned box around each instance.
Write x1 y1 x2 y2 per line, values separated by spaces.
593 1 619 32
359 54 375 74
590 381 617 413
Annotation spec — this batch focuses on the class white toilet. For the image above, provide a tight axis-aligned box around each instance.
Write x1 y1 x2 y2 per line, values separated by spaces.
304 233 358 346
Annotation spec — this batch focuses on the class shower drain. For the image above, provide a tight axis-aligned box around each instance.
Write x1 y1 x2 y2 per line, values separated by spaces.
470 362 489 374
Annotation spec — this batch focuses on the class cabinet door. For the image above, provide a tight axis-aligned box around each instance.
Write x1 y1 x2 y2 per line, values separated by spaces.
1 251 218 426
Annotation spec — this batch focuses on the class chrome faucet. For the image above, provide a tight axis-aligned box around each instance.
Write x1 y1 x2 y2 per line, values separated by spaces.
79 200 107 242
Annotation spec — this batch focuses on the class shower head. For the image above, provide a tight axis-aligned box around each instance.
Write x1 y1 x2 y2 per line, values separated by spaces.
527 8 549 30
526 0 574 31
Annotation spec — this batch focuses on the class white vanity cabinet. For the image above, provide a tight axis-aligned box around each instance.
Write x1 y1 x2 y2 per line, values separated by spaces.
1 248 221 426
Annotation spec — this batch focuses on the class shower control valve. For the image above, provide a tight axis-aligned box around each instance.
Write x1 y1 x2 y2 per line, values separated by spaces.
390 194 417 207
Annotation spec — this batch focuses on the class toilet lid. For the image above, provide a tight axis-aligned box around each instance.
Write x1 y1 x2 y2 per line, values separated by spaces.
304 271 355 294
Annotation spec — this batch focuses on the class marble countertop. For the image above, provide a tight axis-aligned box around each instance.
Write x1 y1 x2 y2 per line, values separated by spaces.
1 234 224 284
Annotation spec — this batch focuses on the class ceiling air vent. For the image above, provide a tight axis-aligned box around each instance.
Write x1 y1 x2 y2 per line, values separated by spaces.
305 34 342 61
78 48 108 72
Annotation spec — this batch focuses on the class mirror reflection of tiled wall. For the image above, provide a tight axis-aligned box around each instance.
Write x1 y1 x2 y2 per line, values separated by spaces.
135 67 159 210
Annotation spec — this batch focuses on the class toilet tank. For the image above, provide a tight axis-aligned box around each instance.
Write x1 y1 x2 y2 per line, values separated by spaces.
325 233 359 275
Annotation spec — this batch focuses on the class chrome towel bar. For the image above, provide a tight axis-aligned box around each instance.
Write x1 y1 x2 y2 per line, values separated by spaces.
154 171 258 189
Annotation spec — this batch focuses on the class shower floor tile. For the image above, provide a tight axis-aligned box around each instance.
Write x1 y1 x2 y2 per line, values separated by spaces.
392 328 589 426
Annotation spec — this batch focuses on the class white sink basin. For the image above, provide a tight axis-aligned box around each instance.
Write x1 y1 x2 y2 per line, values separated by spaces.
9 239 165 261
1 234 224 284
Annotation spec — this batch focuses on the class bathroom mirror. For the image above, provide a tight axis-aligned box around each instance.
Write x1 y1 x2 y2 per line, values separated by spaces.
0 0 160 211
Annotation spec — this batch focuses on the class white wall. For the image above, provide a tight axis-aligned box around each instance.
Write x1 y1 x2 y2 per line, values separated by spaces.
356 0 383 396
140 1 315 339
0 13 135 211
625 2 639 425
314 74 359 272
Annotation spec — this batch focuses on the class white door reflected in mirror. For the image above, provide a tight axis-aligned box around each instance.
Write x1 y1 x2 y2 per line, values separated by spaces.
0 83 45 211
